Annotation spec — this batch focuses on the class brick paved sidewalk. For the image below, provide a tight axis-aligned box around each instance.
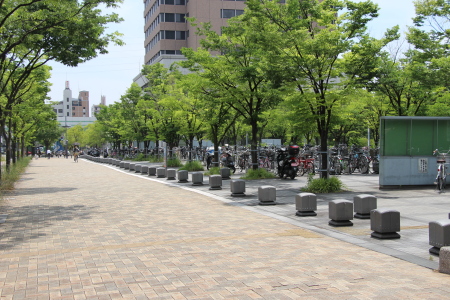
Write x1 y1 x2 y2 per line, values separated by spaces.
0 157 450 299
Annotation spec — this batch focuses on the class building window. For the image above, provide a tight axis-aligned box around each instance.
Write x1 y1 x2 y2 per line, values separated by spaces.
160 0 185 4
176 31 185 40
58 109 63 113
67 105 69 109
160 30 186 40
67 97 69 102
67 112 69 116
221 9 244 18
160 13 186 23
72 107 75 110
72 112 75 116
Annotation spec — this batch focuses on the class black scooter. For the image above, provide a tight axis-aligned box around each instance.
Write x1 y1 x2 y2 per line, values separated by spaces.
277 145 300 179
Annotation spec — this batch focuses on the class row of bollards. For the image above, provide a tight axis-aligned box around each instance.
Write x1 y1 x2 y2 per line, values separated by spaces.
82 155 450 273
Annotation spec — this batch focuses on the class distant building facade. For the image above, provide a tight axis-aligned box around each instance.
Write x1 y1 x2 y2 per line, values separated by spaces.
91 95 106 117
143 0 246 67
52 81 97 128
134 0 247 88
52 81 90 118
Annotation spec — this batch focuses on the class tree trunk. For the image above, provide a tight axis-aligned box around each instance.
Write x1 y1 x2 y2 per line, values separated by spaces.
21 136 25 158
320 132 328 179
251 120 258 170
5 120 12 171
211 125 220 168
188 136 194 162
12 137 17 164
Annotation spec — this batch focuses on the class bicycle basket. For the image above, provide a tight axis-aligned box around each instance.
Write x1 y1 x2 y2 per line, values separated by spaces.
437 154 448 163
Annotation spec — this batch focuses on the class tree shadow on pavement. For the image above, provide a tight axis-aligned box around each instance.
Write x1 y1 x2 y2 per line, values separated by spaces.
10 187 77 196
0 204 98 251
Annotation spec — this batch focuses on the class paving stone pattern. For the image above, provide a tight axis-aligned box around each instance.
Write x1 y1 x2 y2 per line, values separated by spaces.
0 158 450 299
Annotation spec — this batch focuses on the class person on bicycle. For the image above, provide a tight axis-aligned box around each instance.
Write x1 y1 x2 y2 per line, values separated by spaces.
73 147 80 162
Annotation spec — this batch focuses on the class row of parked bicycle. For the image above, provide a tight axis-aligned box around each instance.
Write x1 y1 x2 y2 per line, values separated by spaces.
212 144 379 178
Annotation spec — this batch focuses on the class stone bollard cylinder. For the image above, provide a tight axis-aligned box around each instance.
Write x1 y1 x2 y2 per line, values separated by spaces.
220 168 231 180
156 167 166 178
295 193 317 217
192 172 204 186
209 175 222 190
230 179 246 197
258 186 276 206
429 220 450 255
353 194 377 219
370 209 400 239
329 200 353 227
148 167 157 176
177 170 189 183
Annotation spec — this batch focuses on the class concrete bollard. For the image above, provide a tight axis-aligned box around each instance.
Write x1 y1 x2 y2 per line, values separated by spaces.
329 200 353 227
429 220 450 255
295 193 317 217
167 169 176 180
209 175 222 190
439 247 450 274
192 172 204 186
220 168 231 180
135 164 142 173
156 167 166 178
258 186 276 206
230 179 245 197
148 167 157 176
124 162 130 170
370 209 400 239
353 194 377 219
119 161 125 168
177 170 189 183
129 163 136 171
141 165 149 175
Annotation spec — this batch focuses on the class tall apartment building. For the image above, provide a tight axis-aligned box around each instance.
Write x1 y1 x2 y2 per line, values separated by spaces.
52 81 90 118
143 0 246 67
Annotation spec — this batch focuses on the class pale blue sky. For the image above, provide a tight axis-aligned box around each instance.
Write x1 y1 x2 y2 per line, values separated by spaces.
47 0 417 106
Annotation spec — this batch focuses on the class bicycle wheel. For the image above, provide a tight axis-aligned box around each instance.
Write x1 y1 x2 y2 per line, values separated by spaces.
334 159 342 175
306 162 315 175
437 176 446 192
359 156 369 174
350 158 357 173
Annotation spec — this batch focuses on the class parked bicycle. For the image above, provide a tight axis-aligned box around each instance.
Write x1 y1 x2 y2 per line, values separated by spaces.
433 149 450 193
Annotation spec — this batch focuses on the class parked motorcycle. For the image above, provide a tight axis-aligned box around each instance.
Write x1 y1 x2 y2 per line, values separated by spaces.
277 145 300 179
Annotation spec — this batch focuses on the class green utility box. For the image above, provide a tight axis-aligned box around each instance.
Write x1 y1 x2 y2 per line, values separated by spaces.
380 116 450 187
